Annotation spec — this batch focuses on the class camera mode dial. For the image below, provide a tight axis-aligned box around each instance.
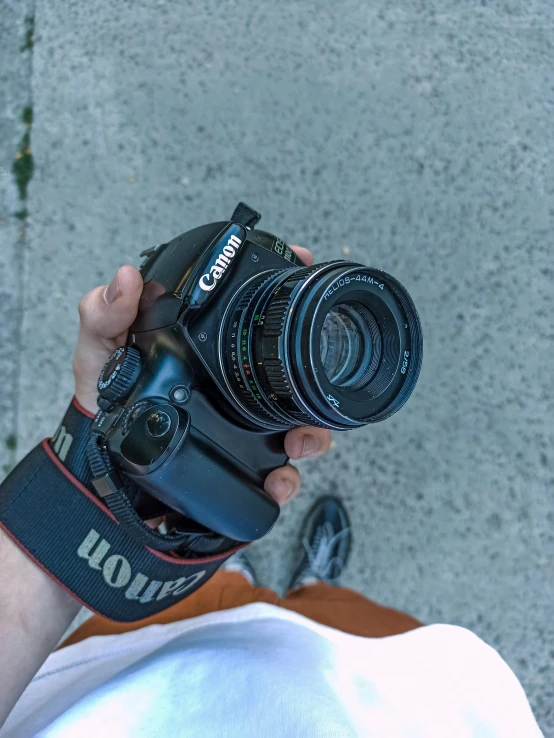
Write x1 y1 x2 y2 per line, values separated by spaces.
97 346 141 409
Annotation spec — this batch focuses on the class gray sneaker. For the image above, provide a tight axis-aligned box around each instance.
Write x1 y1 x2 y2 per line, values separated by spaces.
221 548 258 586
288 496 352 591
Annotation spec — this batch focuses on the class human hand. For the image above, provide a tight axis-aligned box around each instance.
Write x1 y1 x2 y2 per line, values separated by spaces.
72 246 332 506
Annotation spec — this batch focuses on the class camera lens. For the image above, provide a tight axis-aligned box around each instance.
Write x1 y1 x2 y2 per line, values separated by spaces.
320 302 380 389
220 261 422 431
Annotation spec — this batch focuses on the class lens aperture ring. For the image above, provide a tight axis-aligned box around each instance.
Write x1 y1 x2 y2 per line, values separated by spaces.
223 271 291 427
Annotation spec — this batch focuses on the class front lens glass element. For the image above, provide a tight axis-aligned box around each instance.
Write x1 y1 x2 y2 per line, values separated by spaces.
320 303 374 389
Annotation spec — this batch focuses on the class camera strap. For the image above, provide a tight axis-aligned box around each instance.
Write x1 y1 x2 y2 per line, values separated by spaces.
0 398 244 622
231 201 261 228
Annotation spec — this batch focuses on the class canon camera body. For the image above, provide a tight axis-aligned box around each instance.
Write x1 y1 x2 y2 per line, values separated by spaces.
92 203 422 543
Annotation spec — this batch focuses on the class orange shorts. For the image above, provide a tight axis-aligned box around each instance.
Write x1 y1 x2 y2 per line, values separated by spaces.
60 570 421 648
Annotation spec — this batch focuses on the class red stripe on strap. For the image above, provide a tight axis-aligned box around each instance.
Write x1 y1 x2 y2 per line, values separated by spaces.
72 396 97 419
42 439 118 522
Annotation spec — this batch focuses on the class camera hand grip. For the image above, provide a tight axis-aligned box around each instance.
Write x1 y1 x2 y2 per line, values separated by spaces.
128 426 281 542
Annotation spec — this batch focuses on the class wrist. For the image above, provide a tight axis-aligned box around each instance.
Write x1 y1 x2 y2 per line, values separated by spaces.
0 525 80 725
0 524 81 622
73 389 99 417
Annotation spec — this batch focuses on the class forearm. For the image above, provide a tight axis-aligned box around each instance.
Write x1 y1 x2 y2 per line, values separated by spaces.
0 527 80 726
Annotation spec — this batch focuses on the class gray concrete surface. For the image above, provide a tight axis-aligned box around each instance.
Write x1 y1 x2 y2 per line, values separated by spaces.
2 0 553 732
0 0 33 478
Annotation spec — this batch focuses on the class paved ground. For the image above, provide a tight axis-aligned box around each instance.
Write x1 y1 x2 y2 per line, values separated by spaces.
1 1 553 732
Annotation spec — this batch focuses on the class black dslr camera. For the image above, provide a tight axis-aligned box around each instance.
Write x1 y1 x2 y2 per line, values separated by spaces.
91 203 422 545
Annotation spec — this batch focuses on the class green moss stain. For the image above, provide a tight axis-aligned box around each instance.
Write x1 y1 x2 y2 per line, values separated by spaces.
22 106 33 126
20 14 35 52
2 436 17 477
12 107 34 200
15 208 28 220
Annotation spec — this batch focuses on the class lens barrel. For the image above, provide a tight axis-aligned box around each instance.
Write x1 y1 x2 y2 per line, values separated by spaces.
220 261 422 431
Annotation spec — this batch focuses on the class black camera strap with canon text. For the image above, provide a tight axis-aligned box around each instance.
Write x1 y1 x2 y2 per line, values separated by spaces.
0 398 244 622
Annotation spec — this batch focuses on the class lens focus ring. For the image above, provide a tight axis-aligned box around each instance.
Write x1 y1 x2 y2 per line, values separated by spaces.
260 358 323 426
263 297 291 337
263 358 292 397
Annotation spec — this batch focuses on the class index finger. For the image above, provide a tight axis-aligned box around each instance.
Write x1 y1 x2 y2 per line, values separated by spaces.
290 245 313 266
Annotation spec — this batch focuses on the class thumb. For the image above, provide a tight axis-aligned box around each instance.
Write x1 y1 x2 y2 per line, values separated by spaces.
78 265 143 343
73 265 143 414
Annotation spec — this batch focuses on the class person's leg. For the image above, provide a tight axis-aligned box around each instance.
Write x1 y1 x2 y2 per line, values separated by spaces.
279 497 423 637
283 583 421 637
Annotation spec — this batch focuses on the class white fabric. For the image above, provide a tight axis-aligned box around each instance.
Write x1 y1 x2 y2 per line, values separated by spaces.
2 603 541 737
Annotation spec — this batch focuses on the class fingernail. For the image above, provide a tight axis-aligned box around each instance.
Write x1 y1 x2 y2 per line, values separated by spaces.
104 270 121 305
282 480 295 501
301 434 317 457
